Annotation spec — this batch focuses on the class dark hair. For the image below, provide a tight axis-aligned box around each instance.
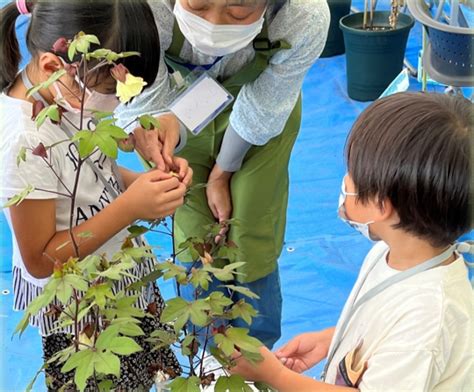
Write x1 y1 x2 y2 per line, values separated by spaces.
346 92 472 247
0 0 160 92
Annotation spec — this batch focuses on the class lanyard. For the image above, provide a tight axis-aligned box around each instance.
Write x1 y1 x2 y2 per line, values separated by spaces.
20 70 123 199
321 243 462 381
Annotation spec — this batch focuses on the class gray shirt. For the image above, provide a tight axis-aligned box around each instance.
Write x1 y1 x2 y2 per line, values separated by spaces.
116 0 330 170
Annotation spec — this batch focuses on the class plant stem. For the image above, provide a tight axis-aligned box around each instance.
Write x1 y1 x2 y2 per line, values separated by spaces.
199 325 211 377
73 289 80 352
171 216 182 298
57 80 82 102
68 159 83 257
35 188 72 198
40 157 73 196
61 113 81 131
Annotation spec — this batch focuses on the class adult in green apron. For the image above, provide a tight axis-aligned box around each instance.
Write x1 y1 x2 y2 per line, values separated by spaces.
116 0 330 349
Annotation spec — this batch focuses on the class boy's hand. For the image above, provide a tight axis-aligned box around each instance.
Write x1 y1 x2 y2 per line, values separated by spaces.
229 346 284 384
132 113 180 171
275 329 334 373
122 169 186 220
206 164 232 241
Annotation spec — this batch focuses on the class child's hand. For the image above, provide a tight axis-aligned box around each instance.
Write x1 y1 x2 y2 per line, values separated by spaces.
274 329 333 373
121 169 186 220
170 157 193 188
229 346 284 384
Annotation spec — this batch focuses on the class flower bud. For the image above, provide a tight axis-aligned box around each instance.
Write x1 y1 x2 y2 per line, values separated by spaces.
31 100 45 121
32 142 48 159
52 37 69 54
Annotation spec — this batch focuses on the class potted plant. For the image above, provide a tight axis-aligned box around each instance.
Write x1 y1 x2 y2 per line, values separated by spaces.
320 0 352 58
339 0 415 101
8 32 270 392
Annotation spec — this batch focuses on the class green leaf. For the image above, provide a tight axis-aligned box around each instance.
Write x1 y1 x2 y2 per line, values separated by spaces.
110 317 144 337
127 225 148 238
230 300 258 325
85 282 114 309
62 350 95 391
225 328 262 354
207 291 233 315
204 262 246 282
73 130 97 158
214 333 235 357
92 110 114 120
94 351 120 377
169 376 201 392
13 311 31 338
95 326 120 351
98 380 114 392
189 299 211 326
35 104 60 129
56 274 89 304
190 268 212 290
126 267 163 291
147 330 177 349
118 51 141 59
78 255 101 275
26 69 66 98
160 297 188 324
68 40 77 61
16 146 27 167
108 336 142 356
74 32 100 54
25 365 46 392
215 375 253 392
138 114 160 130
223 284 260 300
3 185 35 208
180 334 196 356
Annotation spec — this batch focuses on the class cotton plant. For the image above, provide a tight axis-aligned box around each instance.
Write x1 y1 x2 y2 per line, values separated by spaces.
7 32 270 392
144 218 274 392
363 0 403 29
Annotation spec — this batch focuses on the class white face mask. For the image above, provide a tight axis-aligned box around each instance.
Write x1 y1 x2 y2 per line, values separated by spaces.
54 80 120 115
338 176 377 242
173 0 266 57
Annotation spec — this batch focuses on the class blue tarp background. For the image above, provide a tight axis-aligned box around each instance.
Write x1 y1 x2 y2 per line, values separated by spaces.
0 1 471 390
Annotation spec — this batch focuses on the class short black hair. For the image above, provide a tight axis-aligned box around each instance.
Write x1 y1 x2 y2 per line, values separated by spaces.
346 92 472 247
1 0 160 91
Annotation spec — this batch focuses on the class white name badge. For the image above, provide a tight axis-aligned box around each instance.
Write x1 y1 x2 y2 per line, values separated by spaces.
169 73 234 135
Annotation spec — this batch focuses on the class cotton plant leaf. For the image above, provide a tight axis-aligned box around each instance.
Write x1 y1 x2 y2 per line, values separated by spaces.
2 185 35 208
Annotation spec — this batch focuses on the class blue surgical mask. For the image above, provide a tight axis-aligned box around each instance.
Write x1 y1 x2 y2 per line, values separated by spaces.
338 176 377 242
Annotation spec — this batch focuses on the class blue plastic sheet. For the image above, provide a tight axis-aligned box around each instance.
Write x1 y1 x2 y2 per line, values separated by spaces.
0 2 471 389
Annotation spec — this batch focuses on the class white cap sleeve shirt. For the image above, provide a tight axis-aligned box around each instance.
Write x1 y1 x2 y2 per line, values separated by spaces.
325 241 473 391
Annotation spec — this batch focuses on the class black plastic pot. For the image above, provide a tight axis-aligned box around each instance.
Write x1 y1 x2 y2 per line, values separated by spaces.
340 11 414 101
320 0 352 57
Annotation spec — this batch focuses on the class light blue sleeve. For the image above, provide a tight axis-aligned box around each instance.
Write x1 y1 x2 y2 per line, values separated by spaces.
228 0 330 145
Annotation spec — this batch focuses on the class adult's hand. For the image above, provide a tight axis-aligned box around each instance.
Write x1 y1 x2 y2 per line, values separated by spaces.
132 113 181 171
206 164 233 242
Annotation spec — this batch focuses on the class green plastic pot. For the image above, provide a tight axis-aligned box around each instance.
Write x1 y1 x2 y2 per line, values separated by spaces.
320 0 352 57
340 11 414 101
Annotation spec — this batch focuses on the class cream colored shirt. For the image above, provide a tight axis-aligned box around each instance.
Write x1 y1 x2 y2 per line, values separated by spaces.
326 241 473 391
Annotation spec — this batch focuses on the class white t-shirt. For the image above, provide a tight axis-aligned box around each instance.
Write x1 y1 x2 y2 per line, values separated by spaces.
0 94 160 336
0 94 131 288
325 241 473 391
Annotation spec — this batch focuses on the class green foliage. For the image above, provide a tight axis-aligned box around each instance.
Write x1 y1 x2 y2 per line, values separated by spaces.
169 376 201 392
2 185 35 208
215 375 253 392
26 69 66 98
68 32 100 60
35 104 60 128
72 119 127 159
138 114 160 130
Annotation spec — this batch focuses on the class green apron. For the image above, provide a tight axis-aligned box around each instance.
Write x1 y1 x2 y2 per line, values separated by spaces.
167 22 302 283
